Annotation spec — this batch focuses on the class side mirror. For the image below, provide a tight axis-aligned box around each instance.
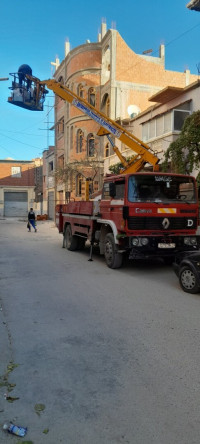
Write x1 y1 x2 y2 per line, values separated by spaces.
109 182 116 198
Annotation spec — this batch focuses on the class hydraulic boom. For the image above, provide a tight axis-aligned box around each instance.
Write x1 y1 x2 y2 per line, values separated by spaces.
8 69 160 173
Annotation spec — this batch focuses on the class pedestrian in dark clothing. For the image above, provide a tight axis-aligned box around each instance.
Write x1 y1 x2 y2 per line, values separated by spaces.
28 208 37 232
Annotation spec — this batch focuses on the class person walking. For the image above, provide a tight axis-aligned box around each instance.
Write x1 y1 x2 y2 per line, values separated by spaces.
27 208 37 232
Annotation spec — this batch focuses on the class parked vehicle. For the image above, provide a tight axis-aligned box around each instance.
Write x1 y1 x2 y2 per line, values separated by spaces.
56 171 200 268
173 251 200 294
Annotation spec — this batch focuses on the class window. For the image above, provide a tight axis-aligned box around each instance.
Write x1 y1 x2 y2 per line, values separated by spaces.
58 76 64 85
102 180 125 200
105 143 110 157
106 96 110 116
77 84 84 98
128 175 196 203
101 93 110 115
142 107 191 142
102 182 111 200
57 117 64 137
94 180 99 192
11 166 21 177
87 134 95 157
156 116 163 136
58 155 64 168
88 88 96 106
142 122 149 142
115 181 125 199
66 102 69 119
48 161 53 173
164 112 171 133
76 174 83 196
149 120 155 139
70 126 73 150
76 129 83 153
173 110 190 131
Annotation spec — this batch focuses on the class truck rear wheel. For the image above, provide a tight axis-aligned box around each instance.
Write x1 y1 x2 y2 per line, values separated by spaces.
77 237 85 250
104 233 123 269
64 225 78 251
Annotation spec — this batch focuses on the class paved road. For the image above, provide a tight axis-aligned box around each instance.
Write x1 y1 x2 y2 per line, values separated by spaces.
0 218 200 443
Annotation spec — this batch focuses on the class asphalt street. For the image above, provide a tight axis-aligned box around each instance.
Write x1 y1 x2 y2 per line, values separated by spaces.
0 218 200 443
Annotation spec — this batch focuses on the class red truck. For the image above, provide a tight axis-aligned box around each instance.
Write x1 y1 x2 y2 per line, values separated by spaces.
56 171 200 268
8 70 200 268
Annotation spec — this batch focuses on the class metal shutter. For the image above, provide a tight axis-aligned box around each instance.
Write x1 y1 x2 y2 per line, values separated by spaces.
4 192 28 217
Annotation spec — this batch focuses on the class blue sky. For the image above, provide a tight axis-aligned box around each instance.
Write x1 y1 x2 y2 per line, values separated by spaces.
0 0 200 161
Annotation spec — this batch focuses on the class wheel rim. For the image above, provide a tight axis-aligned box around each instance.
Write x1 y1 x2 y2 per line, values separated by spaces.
66 228 72 249
105 239 113 265
181 269 196 290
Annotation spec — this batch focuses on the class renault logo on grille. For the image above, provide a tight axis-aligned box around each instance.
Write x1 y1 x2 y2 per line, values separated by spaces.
162 218 170 229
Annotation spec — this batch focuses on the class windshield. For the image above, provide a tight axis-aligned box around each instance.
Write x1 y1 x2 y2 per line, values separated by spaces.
128 175 197 203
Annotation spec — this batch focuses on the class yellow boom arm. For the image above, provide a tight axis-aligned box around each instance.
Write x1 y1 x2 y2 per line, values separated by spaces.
26 76 160 172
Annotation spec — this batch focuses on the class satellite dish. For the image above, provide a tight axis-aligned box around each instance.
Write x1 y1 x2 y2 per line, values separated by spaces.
127 105 141 117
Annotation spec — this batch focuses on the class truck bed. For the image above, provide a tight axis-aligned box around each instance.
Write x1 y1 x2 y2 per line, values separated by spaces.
62 201 94 216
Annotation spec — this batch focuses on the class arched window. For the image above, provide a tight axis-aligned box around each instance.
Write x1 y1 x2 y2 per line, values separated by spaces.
105 143 110 158
87 133 95 157
76 129 83 153
106 96 110 117
76 174 83 196
58 76 64 85
77 84 84 98
88 88 96 107
101 93 110 116
70 126 73 150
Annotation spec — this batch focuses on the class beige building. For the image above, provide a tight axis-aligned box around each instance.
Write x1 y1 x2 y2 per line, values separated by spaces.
0 158 42 217
52 21 198 201
104 80 200 175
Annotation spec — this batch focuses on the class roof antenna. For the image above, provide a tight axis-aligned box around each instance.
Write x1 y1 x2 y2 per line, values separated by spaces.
196 63 200 77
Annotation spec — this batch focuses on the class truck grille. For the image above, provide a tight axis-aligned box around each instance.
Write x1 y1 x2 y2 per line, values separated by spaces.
127 217 197 231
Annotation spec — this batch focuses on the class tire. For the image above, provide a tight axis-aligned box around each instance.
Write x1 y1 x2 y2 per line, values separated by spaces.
77 237 85 250
179 265 200 294
64 225 78 251
104 233 123 269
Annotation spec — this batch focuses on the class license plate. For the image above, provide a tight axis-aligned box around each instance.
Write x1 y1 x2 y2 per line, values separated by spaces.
158 243 176 248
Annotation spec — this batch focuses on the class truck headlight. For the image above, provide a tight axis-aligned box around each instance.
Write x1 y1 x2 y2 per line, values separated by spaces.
132 238 139 246
191 237 197 245
141 237 149 246
184 237 197 246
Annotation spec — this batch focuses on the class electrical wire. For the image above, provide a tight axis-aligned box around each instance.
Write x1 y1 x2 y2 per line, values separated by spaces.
0 143 16 157
0 129 54 136
0 132 46 150
119 20 200 78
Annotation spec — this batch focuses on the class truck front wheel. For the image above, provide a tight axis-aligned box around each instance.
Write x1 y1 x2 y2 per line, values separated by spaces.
104 233 123 269
64 225 78 251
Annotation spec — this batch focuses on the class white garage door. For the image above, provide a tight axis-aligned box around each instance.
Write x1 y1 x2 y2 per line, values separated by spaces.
4 192 28 217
